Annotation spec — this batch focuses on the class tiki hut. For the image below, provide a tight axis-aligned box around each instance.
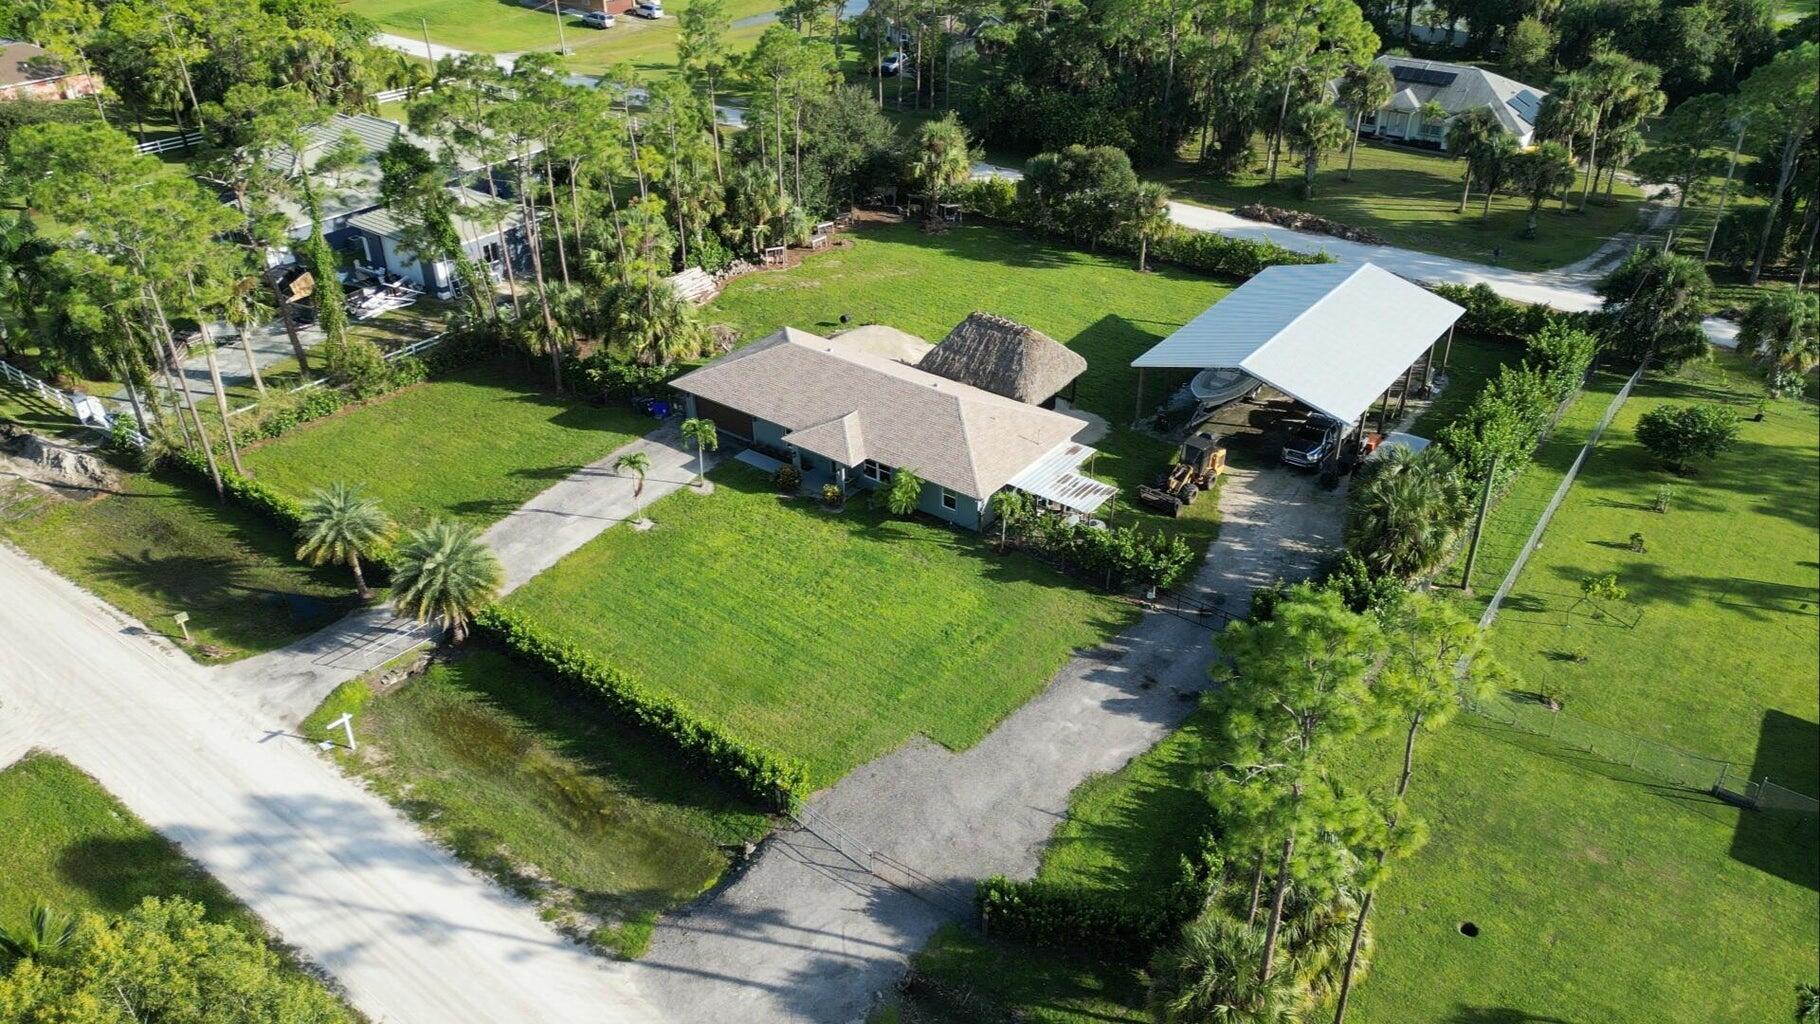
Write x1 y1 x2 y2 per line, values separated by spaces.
915 312 1087 407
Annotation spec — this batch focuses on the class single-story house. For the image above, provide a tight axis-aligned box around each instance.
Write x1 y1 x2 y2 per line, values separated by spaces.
671 324 1114 531
0 40 100 102
1354 56 1546 149
1131 262 1465 463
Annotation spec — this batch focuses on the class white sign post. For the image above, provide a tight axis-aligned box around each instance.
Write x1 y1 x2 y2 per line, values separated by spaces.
322 712 357 752
171 611 191 643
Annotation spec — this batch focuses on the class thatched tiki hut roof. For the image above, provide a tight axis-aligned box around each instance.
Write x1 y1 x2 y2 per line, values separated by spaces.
915 312 1087 406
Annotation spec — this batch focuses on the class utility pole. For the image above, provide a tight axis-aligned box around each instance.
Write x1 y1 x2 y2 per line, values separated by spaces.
1461 452 1499 592
421 18 435 62
553 0 569 54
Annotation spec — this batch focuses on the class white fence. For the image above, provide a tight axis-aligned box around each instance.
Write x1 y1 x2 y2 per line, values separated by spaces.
0 359 149 448
134 131 202 155
226 330 449 419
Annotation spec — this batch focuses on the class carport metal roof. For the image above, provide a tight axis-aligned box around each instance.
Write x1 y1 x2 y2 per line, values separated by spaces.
1006 441 1116 515
1131 262 1464 424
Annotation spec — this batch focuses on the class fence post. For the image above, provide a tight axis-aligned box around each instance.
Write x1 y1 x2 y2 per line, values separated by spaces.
1714 762 1729 793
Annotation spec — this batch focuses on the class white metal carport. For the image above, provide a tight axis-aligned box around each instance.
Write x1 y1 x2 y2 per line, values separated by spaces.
1006 441 1117 516
1129 261 1465 437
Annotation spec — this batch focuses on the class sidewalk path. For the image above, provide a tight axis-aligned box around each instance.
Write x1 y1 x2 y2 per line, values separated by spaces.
0 543 662 1024
631 464 1346 1022
222 422 715 723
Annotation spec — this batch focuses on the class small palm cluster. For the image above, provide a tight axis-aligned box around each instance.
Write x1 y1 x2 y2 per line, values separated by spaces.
296 482 502 643
0 905 75 967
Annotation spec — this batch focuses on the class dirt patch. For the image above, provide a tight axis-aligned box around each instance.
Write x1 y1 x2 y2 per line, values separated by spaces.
0 425 122 497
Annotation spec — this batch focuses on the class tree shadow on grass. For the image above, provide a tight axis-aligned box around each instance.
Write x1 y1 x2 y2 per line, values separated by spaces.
1446 1007 1577 1024
56 834 241 920
1730 709 1820 891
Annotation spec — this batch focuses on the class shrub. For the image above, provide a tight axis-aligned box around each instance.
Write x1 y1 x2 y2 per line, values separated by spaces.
475 605 811 809
1318 552 1408 613
1428 282 1567 344
690 231 736 274
774 464 802 492
1634 403 1740 473
821 482 843 507
960 176 1019 221
885 467 923 515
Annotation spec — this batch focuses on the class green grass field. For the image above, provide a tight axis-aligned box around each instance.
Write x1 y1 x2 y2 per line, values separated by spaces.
348 0 776 79
0 467 352 661
1481 354 1818 778
244 361 649 527
1406 333 1526 442
505 460 1139 786
303 648 768 957
1156 137 1651 271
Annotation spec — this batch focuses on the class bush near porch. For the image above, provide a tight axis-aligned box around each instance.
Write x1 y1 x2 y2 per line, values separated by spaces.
502 460 1140 788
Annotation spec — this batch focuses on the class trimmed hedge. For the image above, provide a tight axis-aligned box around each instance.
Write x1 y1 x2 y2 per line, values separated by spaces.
474 604 813 811
1428 281 1596 345
975 832 1221 965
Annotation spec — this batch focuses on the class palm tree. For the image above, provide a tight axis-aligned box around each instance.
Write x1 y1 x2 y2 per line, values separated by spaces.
296 482 395 601
0 905 76 966
1468 131 1519 223
1344 446 1467 580
1147 913 1298 1024
1336 63 1393 181
1444 110 1499 213
223 272 271 396
680 416 719 486
908 113 972 230
1287 103 1348 199
1510 142 1576 239
390 520 503 644
1131 182 1173 272
614 450 653 497
1739 290 1819 374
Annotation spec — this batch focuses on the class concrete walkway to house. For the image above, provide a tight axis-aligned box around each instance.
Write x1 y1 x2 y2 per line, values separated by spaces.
221 422 717 723
0 543 664 1024
630 463 1346 1023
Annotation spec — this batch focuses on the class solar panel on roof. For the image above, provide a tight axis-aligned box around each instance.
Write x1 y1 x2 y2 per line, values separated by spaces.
1391 65 1458 87
1508 90 1542 121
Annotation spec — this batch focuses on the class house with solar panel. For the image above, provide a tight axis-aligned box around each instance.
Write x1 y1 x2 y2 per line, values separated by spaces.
1353 56 1548 149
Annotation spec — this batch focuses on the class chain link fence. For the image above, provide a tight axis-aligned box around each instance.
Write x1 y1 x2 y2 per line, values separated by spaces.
1467 692 1817 813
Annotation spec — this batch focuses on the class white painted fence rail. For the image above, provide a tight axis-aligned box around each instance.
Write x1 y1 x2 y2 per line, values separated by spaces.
0 358 150 449
134 131 203 155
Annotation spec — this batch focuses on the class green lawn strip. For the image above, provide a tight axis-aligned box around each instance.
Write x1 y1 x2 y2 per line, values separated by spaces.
0 753 357 1010
1475 353 1819 778
0 466 353 661
1335 719 1819 1024
505 460 1138 787
704 218 1230 544
1157 137 1648 271
899 924 1147 1024
243 360 649 528
301 648 767 958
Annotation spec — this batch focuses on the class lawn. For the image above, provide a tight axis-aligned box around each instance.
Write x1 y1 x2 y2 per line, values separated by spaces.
348 0 776 79
1404 332 1525 442
1477 353 1819 780
1155 136 1652 271
705 219 1232 540
302 648 768 957
0 466 352 661
244 361 649 527
505 460 1139 787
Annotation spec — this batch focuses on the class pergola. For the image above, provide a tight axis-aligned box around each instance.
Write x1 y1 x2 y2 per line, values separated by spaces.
1130 261 1465 445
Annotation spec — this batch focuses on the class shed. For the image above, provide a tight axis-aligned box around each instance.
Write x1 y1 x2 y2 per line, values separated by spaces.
1130 262 1464 428
917 312 1087 406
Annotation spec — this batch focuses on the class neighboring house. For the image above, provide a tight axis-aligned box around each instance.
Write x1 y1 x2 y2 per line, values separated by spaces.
0 40 100 102
1354 56 1547 149
257 112 531 300
347 188 528 299
671 324 1114 531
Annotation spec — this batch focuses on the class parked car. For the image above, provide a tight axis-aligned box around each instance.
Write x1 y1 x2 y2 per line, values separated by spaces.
1281 415 1342 468
878 50 908 75
581 10 614 27
632 1 664 17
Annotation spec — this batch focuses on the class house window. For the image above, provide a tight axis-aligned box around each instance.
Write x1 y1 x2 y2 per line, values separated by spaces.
941 489 958 511
862 460 891 484
482 241 503 264
801 455 817 473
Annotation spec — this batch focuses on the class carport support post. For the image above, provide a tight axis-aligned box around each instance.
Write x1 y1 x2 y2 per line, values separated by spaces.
1132 368 1146 427
1441 325 1456 371
1395 360 1415 419
1421 343 1435 389
1374 388 1392 436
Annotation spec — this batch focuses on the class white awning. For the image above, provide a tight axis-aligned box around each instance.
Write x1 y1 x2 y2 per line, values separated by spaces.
1007 441 1117 515
1131 262 1464 425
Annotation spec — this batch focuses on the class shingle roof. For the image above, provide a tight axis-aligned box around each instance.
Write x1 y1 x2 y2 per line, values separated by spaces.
917 311 1086 405
1130 262 1464 425
0 41 66 87
1371 56 1548 140
348 186 525 243
673 327 1089 500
